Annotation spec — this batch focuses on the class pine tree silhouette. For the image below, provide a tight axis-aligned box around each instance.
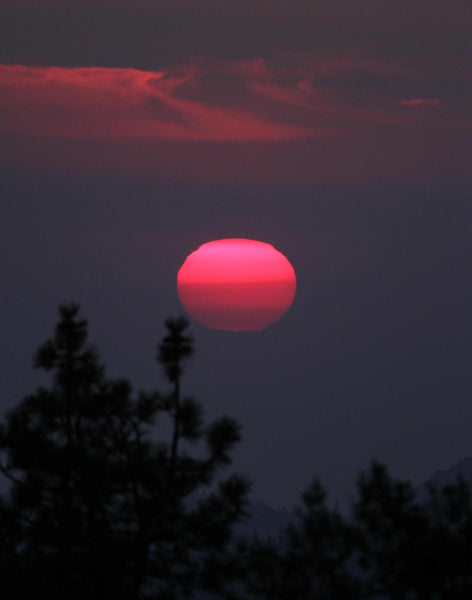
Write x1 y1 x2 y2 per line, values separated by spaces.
0 305 250 599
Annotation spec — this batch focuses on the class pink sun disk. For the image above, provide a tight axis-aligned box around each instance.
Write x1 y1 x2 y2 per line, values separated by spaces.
177 239 296 331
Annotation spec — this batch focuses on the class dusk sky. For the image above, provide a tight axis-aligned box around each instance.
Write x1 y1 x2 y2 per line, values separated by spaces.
1 0 472 508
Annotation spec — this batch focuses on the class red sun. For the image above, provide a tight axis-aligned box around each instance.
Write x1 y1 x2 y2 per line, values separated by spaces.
177 239 296 331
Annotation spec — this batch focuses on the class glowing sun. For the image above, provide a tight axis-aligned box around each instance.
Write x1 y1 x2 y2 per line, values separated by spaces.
177 239 296 331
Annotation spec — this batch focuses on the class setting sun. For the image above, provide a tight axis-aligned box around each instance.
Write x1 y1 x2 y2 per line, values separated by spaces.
177 239 296 331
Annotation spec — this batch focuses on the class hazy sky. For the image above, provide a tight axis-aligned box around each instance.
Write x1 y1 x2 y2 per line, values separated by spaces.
1 0 472 508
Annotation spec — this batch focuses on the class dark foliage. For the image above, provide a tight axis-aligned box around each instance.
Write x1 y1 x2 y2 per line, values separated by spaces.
3 305 472 599
0 305 250 599
240 480 360 600
353 462 472 599
240 463 472 600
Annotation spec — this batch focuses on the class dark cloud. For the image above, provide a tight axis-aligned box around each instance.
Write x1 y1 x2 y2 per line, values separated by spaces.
2 0 471 68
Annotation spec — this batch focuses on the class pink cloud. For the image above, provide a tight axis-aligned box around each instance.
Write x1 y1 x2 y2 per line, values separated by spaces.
1 56 468 146
0 64 324 142
397 98 443 108
1 53 470 187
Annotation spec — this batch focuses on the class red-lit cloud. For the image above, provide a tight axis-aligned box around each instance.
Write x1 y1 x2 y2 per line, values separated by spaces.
397 98 443 108
0 63 325 141
1 54 471 182
2 56 468 144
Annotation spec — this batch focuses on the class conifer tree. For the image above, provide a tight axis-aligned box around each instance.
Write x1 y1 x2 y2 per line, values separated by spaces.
242 464 472 600
240 480 360 600
0 305 250 599
353 462 472 599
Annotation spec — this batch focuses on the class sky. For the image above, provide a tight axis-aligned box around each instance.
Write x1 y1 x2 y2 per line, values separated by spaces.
1 0 472 509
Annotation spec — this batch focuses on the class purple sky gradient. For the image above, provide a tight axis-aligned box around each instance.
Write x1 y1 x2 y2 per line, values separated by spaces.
1 0 472 507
